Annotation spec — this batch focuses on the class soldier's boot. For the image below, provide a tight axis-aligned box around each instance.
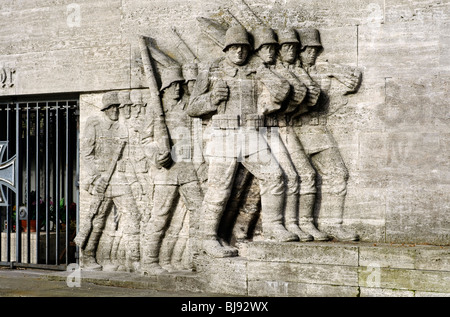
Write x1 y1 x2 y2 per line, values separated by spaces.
125 234 141 273
319 194 359 242
158 234 176 272
298 194 330 241
202 205 238 258
284 194 313 242
81 231 102 271
261 193 299 242
141 237 167 275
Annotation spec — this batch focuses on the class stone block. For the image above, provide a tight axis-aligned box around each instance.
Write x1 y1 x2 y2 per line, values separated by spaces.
415 247 450 272
248 280 359 297
247 261 359 286
359 287 414 297
359 266 450 293
359 244 416 269
195 255 247 295
246 241 359 266
358 22 441 80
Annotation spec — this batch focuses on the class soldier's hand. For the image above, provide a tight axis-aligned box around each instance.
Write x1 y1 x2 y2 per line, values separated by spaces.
334 67 361 92
292 83 307 105
157 151 173 168
95 177 108 194
131 182 143 201
306 85 321 107
272 79 291 104
211 81 229 105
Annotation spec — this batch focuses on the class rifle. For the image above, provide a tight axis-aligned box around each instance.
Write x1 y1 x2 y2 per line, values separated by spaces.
74 140 127 249
171 27 199 64
138 35 171 156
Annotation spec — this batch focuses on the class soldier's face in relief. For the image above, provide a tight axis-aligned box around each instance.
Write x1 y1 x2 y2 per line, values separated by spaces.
165 82 182 100
257 44 277 64
104 105 119 121
300 46 319 67
120 105 131 119
186 80 196 95
226 45 250 65
130 104 141 118
279 44 298 64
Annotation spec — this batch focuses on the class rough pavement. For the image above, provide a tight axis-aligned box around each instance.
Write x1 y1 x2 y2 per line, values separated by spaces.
0 267 228 297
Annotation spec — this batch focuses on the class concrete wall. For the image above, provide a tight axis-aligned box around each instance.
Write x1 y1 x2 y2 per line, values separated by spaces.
1 0 449 245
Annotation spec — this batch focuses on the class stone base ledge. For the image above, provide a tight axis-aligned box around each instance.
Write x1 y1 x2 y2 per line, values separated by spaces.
195 241 450 296
48 242 450 297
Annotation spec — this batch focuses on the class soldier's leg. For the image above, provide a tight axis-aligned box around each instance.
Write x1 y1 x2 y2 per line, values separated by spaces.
177 180 204 268
159 200 186 271
242 149 298 242
82 198 113 271
201 157 240 257
276 127 313 241
219 165 253 241
231 174 261 242
310 147 359 241
283 127 329 241
141 185 179 274
112 192 143 272
287 127 330 241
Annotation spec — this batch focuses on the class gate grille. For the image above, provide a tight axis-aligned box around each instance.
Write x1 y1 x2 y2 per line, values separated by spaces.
0 99 79 270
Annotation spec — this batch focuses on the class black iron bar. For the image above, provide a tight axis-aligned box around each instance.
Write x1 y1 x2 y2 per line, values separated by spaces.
6 105 10 263
35 103 40 264
15 102 21 263
65 102 70 265
55 104 60 265
45 103 49 264
26 104 31 263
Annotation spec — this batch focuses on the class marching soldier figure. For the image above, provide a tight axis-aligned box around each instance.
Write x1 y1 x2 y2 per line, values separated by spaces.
188 25 297 258
77 91 142 272
141 66 204 275
271 28 330 241
294 28 361 241
251 26 314 241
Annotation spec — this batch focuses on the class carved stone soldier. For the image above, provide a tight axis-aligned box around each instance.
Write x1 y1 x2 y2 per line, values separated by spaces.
188 25 297 258
141 66 204 275
251 26 314 241
294 28 361 241
78 91 142 272
270 28 330 241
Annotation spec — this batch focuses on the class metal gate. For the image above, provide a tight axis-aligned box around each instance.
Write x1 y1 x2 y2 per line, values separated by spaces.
0 98 79 270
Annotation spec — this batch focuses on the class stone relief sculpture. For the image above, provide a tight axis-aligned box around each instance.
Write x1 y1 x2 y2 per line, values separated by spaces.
75 91 142 272
76 6 362 273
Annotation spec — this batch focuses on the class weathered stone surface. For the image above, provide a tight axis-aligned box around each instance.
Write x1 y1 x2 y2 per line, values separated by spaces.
359 266 450 293
247 261 359 286
247 241 359 266
195 255 248 295
1 0 450 296
248 280 359 297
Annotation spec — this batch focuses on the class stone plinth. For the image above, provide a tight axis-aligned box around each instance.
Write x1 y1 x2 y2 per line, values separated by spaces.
193 242 450 297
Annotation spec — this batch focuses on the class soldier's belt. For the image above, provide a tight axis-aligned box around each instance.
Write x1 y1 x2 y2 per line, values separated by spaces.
212 114 265 129
292 113 327 127
265 116 288 127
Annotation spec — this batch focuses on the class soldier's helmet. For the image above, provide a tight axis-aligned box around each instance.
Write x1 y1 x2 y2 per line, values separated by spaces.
182 63 199 82
118 90 132 108
130 89 143 105
160 66 185 91
223 25 251 52
253 26 278 51
298 28 322 50
277 28 300 45
101 91 120 111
